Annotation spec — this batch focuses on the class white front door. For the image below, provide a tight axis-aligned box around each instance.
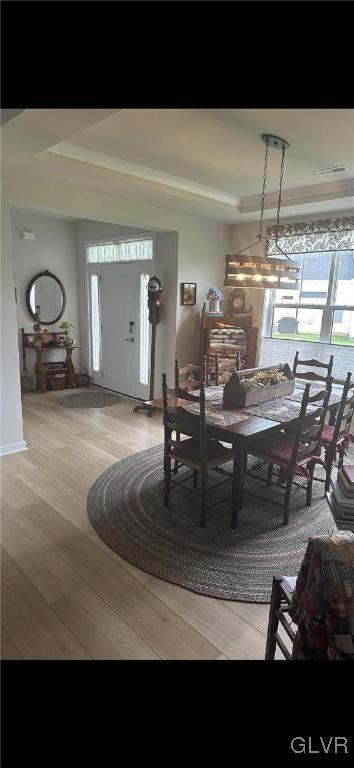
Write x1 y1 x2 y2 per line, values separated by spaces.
92 263 150 399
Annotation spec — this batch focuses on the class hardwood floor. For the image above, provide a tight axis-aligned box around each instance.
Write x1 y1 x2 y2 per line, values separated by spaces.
0 388 277 660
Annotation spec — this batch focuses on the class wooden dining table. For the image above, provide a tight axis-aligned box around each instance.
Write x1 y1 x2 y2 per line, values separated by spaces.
147 383 342 524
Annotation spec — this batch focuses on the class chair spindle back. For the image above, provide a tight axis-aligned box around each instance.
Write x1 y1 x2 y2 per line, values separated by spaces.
332 371 354 448
291 379 333 465
293 351 334 384
214 351 241 385
174 358 205 394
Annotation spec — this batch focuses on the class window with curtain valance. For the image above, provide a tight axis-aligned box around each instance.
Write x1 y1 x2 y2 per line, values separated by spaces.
266 215 354 255
261 217 354 379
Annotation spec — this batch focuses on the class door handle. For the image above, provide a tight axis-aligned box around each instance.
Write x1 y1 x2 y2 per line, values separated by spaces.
125 338 134 342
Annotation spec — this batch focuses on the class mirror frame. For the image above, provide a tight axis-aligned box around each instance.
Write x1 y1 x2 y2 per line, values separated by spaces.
26 269 66 325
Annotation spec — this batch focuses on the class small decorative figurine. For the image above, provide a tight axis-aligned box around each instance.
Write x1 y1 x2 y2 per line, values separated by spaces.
32 312 42 335
60 318 75 346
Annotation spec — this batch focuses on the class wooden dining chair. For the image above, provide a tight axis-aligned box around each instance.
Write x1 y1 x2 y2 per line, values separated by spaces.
245 382 332 525
162 373 237 528
293 351 334 384
265 575 297 660
320 371 354 491
175 359 204 393
214 351 241 386
201 353 233 387
174 358 207 474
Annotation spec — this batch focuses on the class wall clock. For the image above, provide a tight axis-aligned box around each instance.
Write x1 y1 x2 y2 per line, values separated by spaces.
228 289 246 314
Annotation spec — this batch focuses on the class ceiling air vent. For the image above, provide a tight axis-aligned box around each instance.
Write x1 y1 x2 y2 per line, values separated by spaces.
314 165 350 176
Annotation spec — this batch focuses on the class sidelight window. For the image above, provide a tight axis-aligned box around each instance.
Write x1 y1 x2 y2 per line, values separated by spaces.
90 275 100 372
139 274 149 386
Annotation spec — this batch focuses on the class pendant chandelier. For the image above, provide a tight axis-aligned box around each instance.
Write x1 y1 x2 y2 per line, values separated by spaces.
224 134 301 290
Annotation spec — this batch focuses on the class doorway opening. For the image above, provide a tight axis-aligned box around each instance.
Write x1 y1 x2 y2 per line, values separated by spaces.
87 234 155 399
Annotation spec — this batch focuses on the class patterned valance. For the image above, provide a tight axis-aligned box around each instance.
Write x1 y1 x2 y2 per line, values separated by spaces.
266 216 354 255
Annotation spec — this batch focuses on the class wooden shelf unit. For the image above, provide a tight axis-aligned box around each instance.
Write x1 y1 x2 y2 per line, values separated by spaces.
200 303 258 382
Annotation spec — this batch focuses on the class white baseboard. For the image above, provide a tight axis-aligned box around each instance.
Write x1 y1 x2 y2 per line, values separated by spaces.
0 440 28 457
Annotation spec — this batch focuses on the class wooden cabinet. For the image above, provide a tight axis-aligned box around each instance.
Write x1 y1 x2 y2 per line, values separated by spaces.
200 303 258 380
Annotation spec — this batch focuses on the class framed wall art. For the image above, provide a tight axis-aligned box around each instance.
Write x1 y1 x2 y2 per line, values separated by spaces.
181 282 196 305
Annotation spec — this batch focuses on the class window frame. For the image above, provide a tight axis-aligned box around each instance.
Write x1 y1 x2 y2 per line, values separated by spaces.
86 233 155 265
89 273 101 373
265 250 354 347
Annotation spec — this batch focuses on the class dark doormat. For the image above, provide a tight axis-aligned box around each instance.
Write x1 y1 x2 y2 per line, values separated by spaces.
60 390 120 408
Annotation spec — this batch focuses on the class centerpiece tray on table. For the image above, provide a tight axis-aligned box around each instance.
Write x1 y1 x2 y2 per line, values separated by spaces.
223 363 295 409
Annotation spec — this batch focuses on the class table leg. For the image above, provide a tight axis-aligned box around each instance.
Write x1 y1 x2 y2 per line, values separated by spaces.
231 441 244 529
65 348 76 388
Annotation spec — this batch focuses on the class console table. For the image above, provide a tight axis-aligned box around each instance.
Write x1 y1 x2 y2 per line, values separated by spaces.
22 329 83 393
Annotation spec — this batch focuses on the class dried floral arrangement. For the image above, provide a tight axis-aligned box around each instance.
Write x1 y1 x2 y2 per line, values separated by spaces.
240 369 288 392
206 287 224 301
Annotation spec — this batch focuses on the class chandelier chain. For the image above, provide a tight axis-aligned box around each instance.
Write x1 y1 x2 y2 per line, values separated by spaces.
258 137 269 241
275 144 286 244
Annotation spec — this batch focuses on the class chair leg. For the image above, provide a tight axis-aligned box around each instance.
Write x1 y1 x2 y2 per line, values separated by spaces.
231 445 243 528
164 453 171 507
173 432 180 474
200 468 208 528
193 469 198 488
231 457 239 529
266 463 273 486
306 461 315 506
265 576 283 660
325 447 333 493
283 473 293 525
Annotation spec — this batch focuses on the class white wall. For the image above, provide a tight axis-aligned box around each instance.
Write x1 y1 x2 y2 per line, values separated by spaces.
1 204 26 455
176 221 230 365
11 211 81 384
8 175 231 396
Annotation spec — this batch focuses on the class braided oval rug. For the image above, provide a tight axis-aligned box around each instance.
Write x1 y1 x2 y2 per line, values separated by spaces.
87 445 338 602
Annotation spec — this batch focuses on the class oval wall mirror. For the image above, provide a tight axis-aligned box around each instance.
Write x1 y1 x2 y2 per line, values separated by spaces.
26 270 66 325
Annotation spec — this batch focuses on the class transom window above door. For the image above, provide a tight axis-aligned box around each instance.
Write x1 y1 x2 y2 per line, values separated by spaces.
87 235 153 264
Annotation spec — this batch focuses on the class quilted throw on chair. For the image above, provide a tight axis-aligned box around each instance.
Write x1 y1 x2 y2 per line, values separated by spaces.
289 534 354 660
